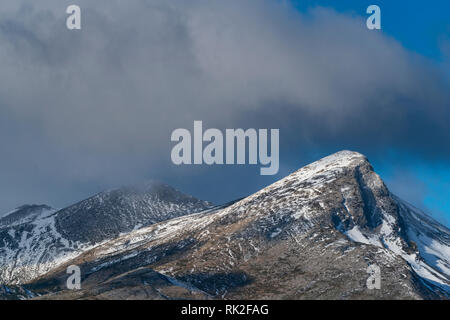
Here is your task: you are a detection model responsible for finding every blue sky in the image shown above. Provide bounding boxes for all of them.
[373,152,450,226]
[290,1,450,226]
[292,0,450,60]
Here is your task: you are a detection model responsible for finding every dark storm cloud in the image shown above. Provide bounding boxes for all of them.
[0,0,449,211]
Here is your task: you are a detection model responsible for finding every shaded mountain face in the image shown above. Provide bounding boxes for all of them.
[0,182,213,285]
[0,205,53,226]
[19,151,449,300]
[55,182,213,244]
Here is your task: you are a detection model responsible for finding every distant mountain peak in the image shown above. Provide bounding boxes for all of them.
[107,180,213,207]
[109,179,170,193]
[0,181,213,285]
[16,204,52,211]
[0,204,54,225]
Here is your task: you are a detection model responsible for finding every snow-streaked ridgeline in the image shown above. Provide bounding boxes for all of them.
[0,182,213,285]
[0,151,449,299]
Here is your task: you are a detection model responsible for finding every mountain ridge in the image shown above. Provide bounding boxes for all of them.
[1,150,449,299]
[0,182,213,286]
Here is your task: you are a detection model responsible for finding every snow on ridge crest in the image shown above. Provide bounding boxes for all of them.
[217,150,370,215]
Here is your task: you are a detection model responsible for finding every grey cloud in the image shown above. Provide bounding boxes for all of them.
[0,0,449,211]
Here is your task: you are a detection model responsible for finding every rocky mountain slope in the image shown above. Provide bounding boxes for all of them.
[0,182,213,286]
[13,151,448,300]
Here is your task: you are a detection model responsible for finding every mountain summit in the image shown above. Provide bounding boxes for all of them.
[55,181,213,244]
[0,182,212,285]
[1,151,449,299]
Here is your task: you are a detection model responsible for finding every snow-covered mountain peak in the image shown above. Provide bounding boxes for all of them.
[0,204,55,227]
[292,150,369,178]
[220,150,378,219]
[0,182,213,285]
[310,150,367,165]
[108,180,214,208]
